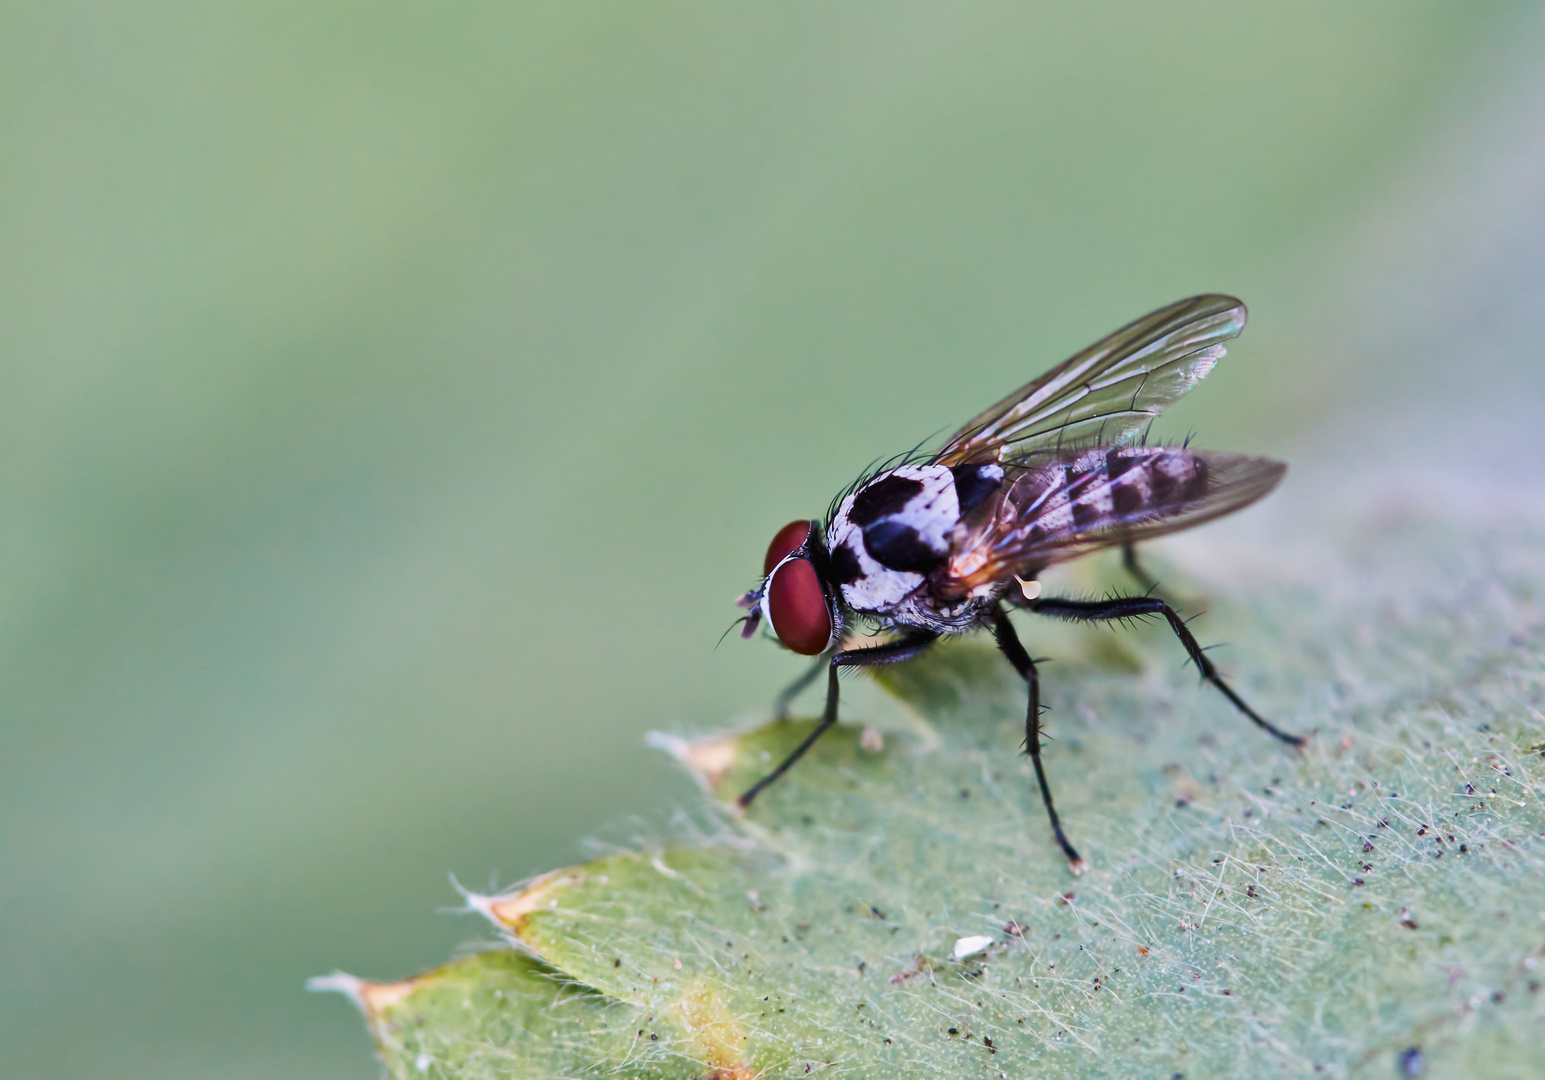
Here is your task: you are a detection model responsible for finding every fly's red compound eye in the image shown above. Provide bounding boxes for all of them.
[764,520,812,575]
[765,557,833,655]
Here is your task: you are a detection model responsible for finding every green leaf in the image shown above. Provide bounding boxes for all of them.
[321,522,1545,1078]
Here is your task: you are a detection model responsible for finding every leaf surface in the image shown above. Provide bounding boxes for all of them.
[329,509,1545,1079]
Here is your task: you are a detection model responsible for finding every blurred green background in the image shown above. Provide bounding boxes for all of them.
[3,3,1543,1077]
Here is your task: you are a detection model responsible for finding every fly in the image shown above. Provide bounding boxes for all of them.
[733,294,1304,873]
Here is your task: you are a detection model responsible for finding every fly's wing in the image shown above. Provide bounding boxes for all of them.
[932,295,1246,467]
[942,448,1284,593]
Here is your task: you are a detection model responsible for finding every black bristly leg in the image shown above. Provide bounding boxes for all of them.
[1030,594,1305,747]
[992,610,1086,874]
[737,630,939,809]
[1121,542,1161,594]
[773,652,829,720]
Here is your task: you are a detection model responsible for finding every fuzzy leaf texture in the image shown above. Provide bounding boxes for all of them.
[318,456,1545,1079]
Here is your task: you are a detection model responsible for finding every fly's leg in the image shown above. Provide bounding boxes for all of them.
[773,652,829,720]
[737,631,939,809]
[1031,594,1304,746]
[1121,542,1161,594]
[992,610,1086,873]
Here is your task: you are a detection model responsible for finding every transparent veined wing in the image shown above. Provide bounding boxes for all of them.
[932,295,1246,467]
[942,447,1284,593]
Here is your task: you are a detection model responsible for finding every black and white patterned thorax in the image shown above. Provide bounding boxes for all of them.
[825,462,1004,624]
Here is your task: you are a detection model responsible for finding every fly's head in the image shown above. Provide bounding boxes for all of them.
[737,519,840,655]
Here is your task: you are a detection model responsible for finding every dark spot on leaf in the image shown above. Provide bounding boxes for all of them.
[1396,1047,1424,1077]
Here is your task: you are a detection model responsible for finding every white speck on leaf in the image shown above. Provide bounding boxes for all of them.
[952,935,994,960]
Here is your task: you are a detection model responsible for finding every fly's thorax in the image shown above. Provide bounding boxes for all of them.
[825,462,1004,616]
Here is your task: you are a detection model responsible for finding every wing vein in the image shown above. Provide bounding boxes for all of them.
[931,296,1245,467]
